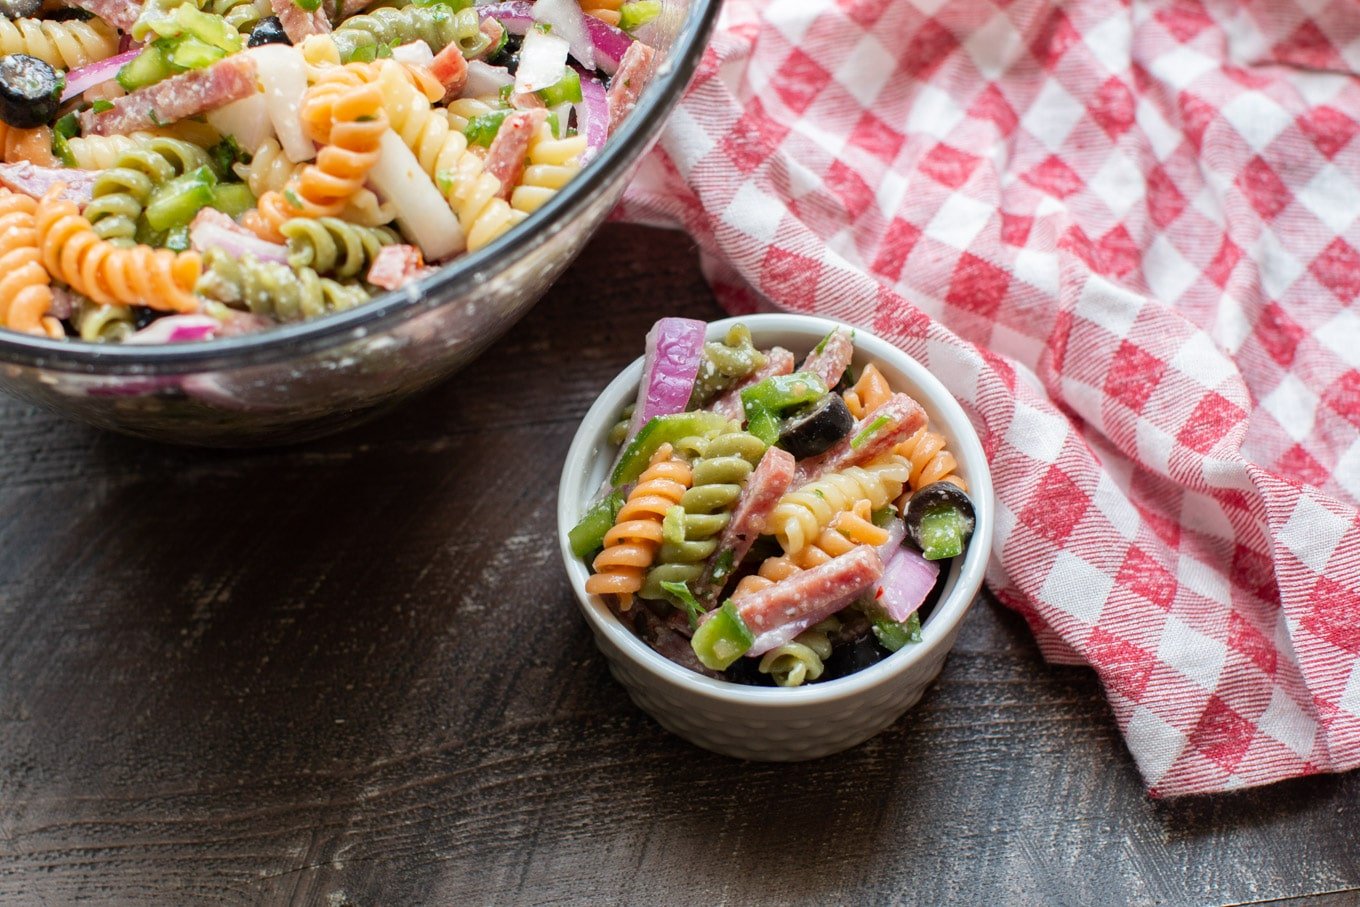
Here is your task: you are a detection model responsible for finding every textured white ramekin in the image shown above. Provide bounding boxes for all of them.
[558,314,993,760]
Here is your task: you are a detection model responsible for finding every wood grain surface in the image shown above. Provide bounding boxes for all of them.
[0,225,1356,906]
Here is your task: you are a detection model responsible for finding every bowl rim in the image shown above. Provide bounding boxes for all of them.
[557,312,995,707]
[0,0,724,376]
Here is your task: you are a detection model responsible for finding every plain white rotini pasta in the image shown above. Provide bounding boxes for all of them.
[372,60,520,252]
[68,125,225,170]
[375,60,461,175]
[0,17,118,68]
[510,120,587,215]
[442,97,498,133]
[769,455,912,554]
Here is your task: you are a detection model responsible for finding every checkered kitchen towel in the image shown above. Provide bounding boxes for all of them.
[619,0,1360,795]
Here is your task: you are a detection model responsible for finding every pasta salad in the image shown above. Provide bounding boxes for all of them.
[571,317,979,688]
[0,0,658,342]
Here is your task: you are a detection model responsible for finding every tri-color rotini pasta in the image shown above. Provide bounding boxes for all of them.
[571,318,979,687]
[0,0,661,341]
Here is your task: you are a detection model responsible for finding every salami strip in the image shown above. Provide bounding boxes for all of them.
[735,545,884,656]
[272,0,331,43]
[794,392,925,486]
[710,346,795,422]
[696,445,796,606]
[367,245,434,291]
[64,0,140,31]
[606,40,655,133]
[80,56,258,137]
[800,326,854,389]
[0,162,96,207]
[485,109,545,201]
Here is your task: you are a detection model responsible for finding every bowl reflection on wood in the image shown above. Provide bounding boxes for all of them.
[0,0,722,447]
[558,314,995,761]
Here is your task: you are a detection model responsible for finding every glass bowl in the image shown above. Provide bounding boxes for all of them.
[0,1,721,447]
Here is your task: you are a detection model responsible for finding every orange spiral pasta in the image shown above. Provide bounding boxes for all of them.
[733,500,885,597]
[897,424,966,491]
[0,190,60,337]
[248,65,389,242]
[34,187,201,313]
[586,444,692,611]
[0,122,55,165]
[844,364,966,493]
[844,362,892,419]
[579,0,622,26]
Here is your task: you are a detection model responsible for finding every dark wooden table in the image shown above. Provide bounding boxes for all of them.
[0,225,1356,906]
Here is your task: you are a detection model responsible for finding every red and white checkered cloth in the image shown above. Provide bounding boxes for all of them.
[619,0,1360,795]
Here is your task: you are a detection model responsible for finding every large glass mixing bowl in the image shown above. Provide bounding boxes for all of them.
[0,0,721,446]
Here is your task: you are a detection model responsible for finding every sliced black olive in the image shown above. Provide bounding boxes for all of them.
[723,656,772,687]
[491,33,523,73]
[43,6,89,19]
[776,392,853,459]
[0,54,62,129]
[823,635,887,680]
[247,16,291,47]
[904,482,976,561]
[0,0,42,18]
[132,307,158,330]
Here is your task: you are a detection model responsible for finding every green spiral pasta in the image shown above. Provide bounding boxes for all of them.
[197,250,370,323]
[85,138,212,245]
[71,298,136,343]
[608,404,635,446]
[642,428,767,598]
[331,4,483,62]
[758,617,840,687]
[280,217,400,279]
[691,323,767,404]
[206,0,268,33]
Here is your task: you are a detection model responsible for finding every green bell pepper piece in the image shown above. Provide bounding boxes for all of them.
[691,599,753,671]
[464,110,511,147]
[164,225,191,252]
[51,113,79,167]
[209,182,256,219]
[145,165,217,232]
[569,491,624,560]
[167,35,227,70]
[872,612,921,652]
[173,4,243,51]
[610,411,729,487]
[619,0,661,32]
[740,371,828,446]
[917,506,970,561]
[537,68,582,106]
[117,44,177,91]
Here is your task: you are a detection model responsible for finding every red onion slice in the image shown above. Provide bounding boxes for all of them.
[584,16,631,75]
[61,48,140,102]
[476,2,534,34]
[624,317,706,441]
[124,315,221,345]
[876,547,940,623]
[478,1,630,73]
[190,211,290,265]
[574,69,608,163]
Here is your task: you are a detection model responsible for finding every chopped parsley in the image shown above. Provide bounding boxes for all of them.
[851,414,890,449]
[660,580,705,630]
[710,548,735,582]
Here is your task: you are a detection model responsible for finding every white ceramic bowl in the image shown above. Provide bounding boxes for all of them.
[558,314,994,760]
